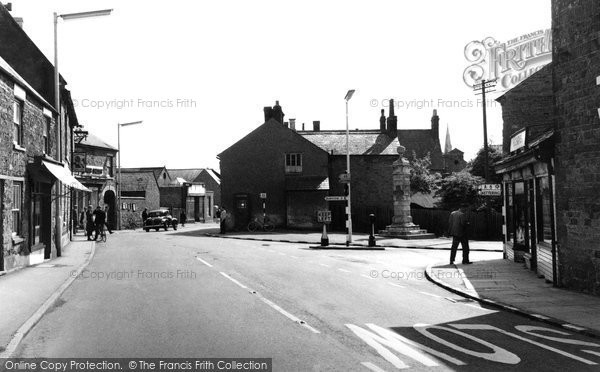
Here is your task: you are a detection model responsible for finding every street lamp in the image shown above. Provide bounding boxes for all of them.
[344,89,355,246]
[53,8,112,247]
[117,120,143,230]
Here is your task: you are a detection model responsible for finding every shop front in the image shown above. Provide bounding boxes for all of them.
[495,129,557,284]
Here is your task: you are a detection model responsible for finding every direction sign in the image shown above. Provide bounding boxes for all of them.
[317,210,332,223]
[477,183,502,196]
[325,196,347,201]
[338,173,351,183]
[259,193,267,199]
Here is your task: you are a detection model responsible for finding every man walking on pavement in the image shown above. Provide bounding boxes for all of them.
[93,206,107,241]
[219,208,227,234]
[85,205,95,241]
[448,202,472,265]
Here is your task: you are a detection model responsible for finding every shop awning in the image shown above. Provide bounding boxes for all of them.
[42,161,91,192]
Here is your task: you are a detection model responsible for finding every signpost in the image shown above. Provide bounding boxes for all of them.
[338,173,351,183]
[478,183,502,196]
[325,196,347,202]
[317,210,331,246]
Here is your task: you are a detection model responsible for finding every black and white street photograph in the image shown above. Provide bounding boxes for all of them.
[1,0,600,371]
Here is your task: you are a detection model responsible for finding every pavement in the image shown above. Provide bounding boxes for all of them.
[425,259,600,339]
[0,235,95,357]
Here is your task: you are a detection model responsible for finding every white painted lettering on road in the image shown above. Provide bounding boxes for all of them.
[451,324,597,365]
[361,361,388,372]
[414,323,520,364]
[196,257,213,267]
[346,323,465,369]
[515,326,600,347]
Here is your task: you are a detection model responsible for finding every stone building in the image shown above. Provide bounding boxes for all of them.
[0,5,87,272]
[73,132,118,229]
[495,0,600,295]
[219,101,451,232]
[118,167,167,227]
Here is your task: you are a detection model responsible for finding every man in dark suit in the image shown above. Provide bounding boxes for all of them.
[93,206,107,241]
[448,203,472,265]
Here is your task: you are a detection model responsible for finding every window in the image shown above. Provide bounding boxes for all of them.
[13,100,23,145]
[44,117,51,154]
[536,177,553,242]
[121,190,146,198]
[285,153,303,173]
[106,156,114,177]
[12,182,22,236]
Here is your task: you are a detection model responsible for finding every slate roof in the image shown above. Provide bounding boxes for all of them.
[120,167,169,183]
[298,130,401,155]
[0,54,54,110]
[168,168,221,185]
[78,132,117,151]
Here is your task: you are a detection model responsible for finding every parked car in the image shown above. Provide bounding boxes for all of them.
[144,209,178,232]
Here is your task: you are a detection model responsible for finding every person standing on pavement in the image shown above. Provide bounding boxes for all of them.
[93,206,107,241]
[104,205,113,234]
[448,203,472,265]
[85,205,95,241]
[142,208,148,224]
[219,208,228,234]
[180,209,187,227]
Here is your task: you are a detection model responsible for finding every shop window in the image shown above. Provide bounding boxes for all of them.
[506,183,513,241]
[513,181,527,250]
[13,100,23,145]
[12,182,22,236]
[285,153,303,173]
[536,177,552,242]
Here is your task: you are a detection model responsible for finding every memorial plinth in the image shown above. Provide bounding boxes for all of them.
[379,145,435,239]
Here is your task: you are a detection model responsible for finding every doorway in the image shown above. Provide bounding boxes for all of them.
[103,190,117,230]
[233,194,250,230]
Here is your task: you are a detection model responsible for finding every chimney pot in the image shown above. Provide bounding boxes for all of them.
[289,118,296,131]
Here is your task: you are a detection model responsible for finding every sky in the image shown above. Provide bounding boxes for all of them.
[10,0,551,170]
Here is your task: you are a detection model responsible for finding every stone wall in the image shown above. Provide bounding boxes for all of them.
[552,0,600,295]
[120,171,160,226]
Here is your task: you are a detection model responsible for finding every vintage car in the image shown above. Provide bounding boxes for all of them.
[144,209,178,232]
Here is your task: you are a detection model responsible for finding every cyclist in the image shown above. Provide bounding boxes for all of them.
[93,206,107,241]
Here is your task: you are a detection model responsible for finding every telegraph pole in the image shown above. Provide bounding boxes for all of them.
[473,79,497,181]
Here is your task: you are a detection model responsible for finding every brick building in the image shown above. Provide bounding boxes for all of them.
[73,132,118,229]
[119,167,168,227]
[495,0,600,295]
[219,101,451,231]
[167,168,220,220]
[0,5,87,272]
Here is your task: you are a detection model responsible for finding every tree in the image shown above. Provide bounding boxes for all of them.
[468,145,503,183]
[409,152,441,194]
[435,171,483,210]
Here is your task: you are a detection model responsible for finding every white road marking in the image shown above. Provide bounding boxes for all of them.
[361,274,375,280]
[463,303,494,312]
[387,283,405,288]
[515,326,600,347]
[219,272,248,289]
[531,314,551,320]
[415,323,520,364]
[563,324,587,331]
[451,324,597,365]
[338,268,351,273]
[418,291,442,299]
[319,263,331,268]
[196,257,213,267]
[583,350,600,357]
[361,362,387,372]
[445,297,457,303]
[219,272,319,334]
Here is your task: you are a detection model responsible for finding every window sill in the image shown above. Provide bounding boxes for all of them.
[13,143,26,152]
[12,235,25,245]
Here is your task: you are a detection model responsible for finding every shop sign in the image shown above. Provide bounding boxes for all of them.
[510,129,527,153]
[478,183,502,196]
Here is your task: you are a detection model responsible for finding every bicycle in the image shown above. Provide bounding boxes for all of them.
[247,216,275,232]
[125,218,137,230]
[96,225,107,243]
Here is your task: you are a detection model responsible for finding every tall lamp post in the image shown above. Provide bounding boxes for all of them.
[54,8,112,248]
[117,121,143,230]
[344,89,355,246]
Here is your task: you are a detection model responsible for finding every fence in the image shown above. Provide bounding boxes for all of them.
[349,206,503,241]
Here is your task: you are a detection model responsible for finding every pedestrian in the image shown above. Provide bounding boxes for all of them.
[180,209,187,227]
[142,208,148,223]
[448,203,471,265]
[219,208,228,234]
[104,205,113,234]
[93,206,107,241]
[215,206,221,219]
[79,209,85,230]
[72,207,78,235]
[85,205,95,241]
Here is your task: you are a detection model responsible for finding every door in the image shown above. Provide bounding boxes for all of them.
[233,194,251,230]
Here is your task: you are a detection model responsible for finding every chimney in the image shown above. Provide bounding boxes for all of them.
[386,99,397,135]
[313,120,320,132]
[289,118,296,131]
[431,109,439,139]
[272,100,285,124]
[379,109,386,131]
[284,121,289,128]
[263,106,273,122]
[302,123,305,131]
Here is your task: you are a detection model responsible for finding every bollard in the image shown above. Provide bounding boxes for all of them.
[368,214,376,247]
[321,223,329,246]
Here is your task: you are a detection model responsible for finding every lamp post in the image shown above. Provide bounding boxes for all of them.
[117,121,143,230]
[53,8,112,248]
[344,89,355,246]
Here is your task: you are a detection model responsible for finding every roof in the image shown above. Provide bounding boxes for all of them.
[298,130,401,155]
[0,54,54,111]
[168,168,221,185]
[78,132,117,151]
[120,167,169,182]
